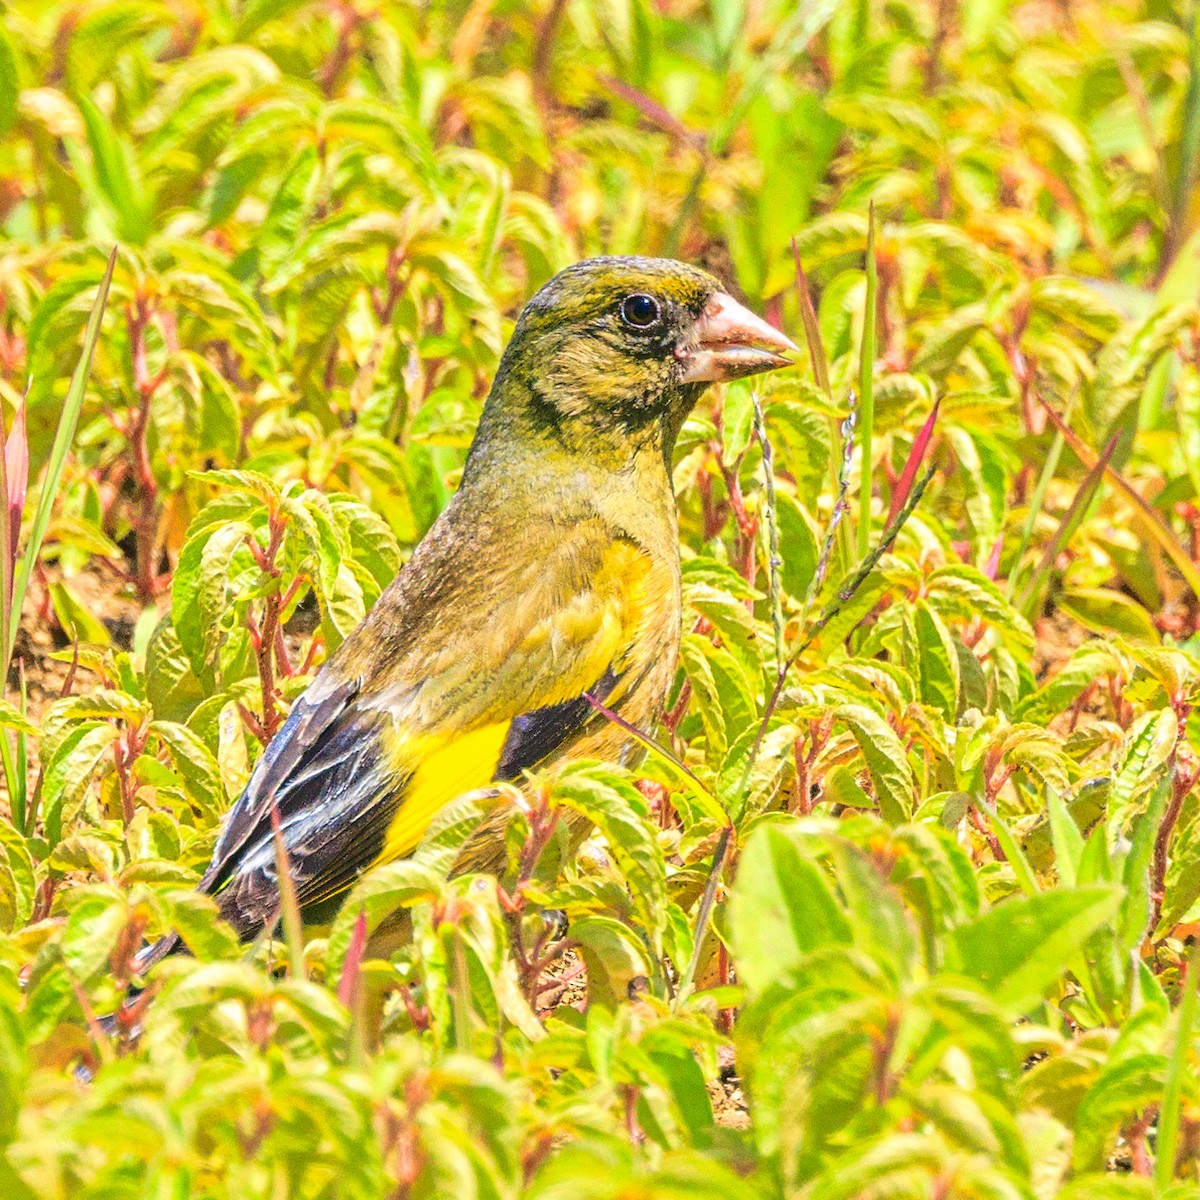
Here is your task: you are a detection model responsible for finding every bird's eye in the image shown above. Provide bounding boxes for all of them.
[619,293,662,329]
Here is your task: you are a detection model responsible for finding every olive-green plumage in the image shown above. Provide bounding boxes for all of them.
[140,257,794,966]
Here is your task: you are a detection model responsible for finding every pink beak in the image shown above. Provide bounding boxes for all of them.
[677,292,798,383]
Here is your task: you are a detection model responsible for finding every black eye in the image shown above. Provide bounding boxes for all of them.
[619,293,662,329]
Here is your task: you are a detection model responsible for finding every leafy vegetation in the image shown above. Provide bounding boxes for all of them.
[1,0,1200,1194]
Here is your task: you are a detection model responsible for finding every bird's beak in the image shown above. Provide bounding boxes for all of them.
[677,292,798,384]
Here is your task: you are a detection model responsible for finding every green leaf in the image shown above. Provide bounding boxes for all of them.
[942,425,1006,558]
[721,382,756,463]
[988,811,1040,897]
[1056,1178,1156,1200]
[1108,708,1176,845]
[685,583,768,699]
[41,721,118,847]
[10,250,115,668]
[835,704,915,823]
[1073,1053,1166,1170]
[569,915,650,1009]
[0,823,35,932]
[255,143,320,274]
[551,763,667,944]
[679,634,752,768]
[61,887,128,982]
[1047,788,1085,888]
[1160,803,1200,934]
[0,26,17,137]
[773,493,818,600]
[75,95,152,244]
[47,580,110,646]
[0,1001,28,1146]
[729,822,852,993]
[198,521,253,672]
[1058,588,1158,643]
[150,720,225,816]
[326,861,445,977]
[0,699,37,737]
[946,885,1124,1015]
[914,600,960,718]
[160,891,241,962]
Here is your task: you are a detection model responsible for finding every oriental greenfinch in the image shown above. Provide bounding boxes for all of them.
[140,256,795,966]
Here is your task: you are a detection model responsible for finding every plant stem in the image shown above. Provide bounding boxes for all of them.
[1013,430,1119,615]
[1165,0,1200,271]
[249,512,288,741]
[127,293,165,602]
[531,0,568,108]
[451,929,472,1050]
[1151,715,1196,935]
[1040,396,1200,601]
[791,238,851,575]
[113,728,140,827]
[753,393,786,675]
[674,825,730,1006]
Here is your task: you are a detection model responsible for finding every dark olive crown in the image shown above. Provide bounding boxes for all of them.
[516,256,721,356]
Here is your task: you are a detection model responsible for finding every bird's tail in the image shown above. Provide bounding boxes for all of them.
[131,931,180,976]
[74,988,147,1083]
[76,933,181,1083]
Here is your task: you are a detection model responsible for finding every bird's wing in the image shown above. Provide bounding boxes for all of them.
[196,673,406,933]
[199,533,667,933]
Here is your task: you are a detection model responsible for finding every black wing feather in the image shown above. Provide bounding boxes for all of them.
[197,675,409,936]
[200,675,361,891]
[494,666,620,780]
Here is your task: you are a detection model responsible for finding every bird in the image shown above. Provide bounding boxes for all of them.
[138,256,795,969]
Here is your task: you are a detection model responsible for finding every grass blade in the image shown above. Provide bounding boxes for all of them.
[583,691,722,817]
[988,812,1040,896]
[752,392,785,675]
[14,662,25,829]
[790,238,831,399]
[4,400,27,549]
[338,908,368,1009]
[0,412,12,689]
[857,202,878,560]
[791,237,852,575]
[270,800,306,980]
[1168,2,1200,267]
[9,247,117,664]
[1014,431,1119,615]
[0,723,22,833]
[888,398,940,523]
[674,826,731,1008]
[0,395,22,681]
[1005,392,1078,601]
[1039,398,1200,601]
[339,907,368,1066]
[1155,938,1199,1188]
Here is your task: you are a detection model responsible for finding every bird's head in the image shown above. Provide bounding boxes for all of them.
[471,257,796,469]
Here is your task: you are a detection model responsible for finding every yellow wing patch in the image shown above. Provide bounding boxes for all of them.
[374,537,664,865]
[380,722,510,862]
